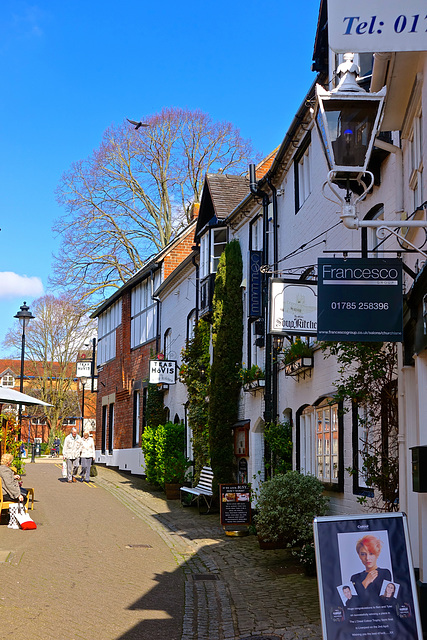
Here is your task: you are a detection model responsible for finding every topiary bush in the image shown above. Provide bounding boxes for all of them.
[209,239,243,487]
[155,421,190,485]
[141,424,159,485]
[255,471,329,545]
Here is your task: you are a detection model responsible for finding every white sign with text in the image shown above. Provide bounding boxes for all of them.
[149,360,177,385]
[328,0,427,53]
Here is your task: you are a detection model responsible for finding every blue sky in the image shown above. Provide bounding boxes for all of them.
[0,0,321,357]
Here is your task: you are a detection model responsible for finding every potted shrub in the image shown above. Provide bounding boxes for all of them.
[156,421,191,499]
[254,471,329,549]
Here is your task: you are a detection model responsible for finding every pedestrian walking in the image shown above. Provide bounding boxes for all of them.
[80,430,95,482]
[62,427,82,483]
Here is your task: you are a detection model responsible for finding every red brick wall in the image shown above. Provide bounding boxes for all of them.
[95,223,197,452]
[95,290,156,452]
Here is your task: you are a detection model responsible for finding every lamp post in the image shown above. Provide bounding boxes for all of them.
[14,302,35,441]
[80,376,88,435]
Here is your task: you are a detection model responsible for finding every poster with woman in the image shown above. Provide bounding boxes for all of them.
[313,513,422,640]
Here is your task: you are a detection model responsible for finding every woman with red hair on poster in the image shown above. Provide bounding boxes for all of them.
[350,534,391,603]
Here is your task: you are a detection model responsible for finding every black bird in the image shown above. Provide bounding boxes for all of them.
[127,118,149,130]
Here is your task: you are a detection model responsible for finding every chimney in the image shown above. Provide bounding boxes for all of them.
[189,202,200,220]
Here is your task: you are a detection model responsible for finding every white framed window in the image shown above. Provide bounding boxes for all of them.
[199,227,227,279]
[131,272,161,349]
[356,404,371,490]
[298,147,312,206]
[187,309,197,341]
[294,134,312,213]
[97,301,122,365]
[133,390,140,446]
[63,418,77,426]
[250,320,264,369]
[251,215,263,251]
[1,373,15,387]
[164,328,172,359]
[409,109,423,210]
[299,408,315,476]
[316,401,339,484]
[200,233,210,280]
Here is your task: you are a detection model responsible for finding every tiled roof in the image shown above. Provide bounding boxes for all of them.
[0,359,76,379]
[255,147,279,180]
[205,174,250,220]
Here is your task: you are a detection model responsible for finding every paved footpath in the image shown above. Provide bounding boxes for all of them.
[0,459,321,640]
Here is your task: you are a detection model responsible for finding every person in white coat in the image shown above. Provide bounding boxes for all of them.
[80,430,95,482]
[62,428,82,483]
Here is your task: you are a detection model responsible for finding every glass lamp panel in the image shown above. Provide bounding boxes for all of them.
[324,100,379,168]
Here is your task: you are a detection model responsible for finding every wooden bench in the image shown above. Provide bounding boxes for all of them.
[180,466,214,513]
[0,477,35,520]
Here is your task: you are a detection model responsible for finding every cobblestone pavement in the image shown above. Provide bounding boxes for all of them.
[0,459,321,640]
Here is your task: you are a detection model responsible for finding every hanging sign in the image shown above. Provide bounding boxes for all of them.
[76,361,92,378]
[149,359,177,385]
[220,484,251,527]
[328,0,427,53]
[249,250,263,318]
[317,258,402,342]
[313,513,423,640]
[269,279,317,336]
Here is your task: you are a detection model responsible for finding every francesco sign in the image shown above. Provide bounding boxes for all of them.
[317,258,403,342]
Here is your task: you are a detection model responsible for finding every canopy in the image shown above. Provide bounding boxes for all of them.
[0,387,53,407]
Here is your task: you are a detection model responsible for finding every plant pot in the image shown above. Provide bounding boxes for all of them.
[165,482,181,500]
[257,535,280,550]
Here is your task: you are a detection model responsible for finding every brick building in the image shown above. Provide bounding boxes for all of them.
[91,217,198,475]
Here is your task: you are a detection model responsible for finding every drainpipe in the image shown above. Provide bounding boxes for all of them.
[249,164,273,423]
[192,253,200,322]
[266,174,279,424]
[150,268,161,354]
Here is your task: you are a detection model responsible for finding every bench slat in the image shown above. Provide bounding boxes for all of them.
[180,466,214,512]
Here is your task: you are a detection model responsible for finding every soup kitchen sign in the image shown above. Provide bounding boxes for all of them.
[269,279,318,336]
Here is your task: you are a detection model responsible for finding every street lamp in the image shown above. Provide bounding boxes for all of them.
[314,55,386,178]
[80,376,88,435]
[315,54,427,244]
[14,301,35,440]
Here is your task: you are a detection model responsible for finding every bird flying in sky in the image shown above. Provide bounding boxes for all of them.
[126,118,149,130]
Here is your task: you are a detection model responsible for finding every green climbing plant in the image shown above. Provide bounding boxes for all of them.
[180,319,210,478]
[209,239,243,487]
[322,341,399,511]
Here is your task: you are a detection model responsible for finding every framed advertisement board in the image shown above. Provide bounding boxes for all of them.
[317,258,403,342]
[149,359,177,384]
[220,484,251,527]
[313,513,423,640]
[269,278,318,336]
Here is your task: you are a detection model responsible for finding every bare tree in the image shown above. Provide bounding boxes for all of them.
[3,294,96,433]
[53,107,259,302]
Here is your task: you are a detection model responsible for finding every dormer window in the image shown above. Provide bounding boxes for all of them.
[199,226,227,317]
[200,227,227,280]
[1,372,15,387]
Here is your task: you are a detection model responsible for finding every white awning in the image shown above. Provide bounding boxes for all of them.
[0,387,53,407]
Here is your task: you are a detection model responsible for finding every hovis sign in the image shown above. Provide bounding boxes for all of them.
[317,258,403,342]
[149,360,177,385]
[328,0,427,53]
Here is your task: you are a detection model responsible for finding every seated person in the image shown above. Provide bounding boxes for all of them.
[0,453,28,502]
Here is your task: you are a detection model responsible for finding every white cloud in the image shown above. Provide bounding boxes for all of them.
[0,272,44,299]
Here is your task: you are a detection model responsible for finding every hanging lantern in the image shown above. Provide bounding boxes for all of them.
[314,54,386,177]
